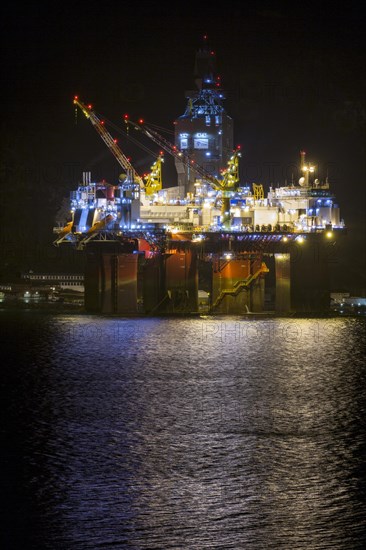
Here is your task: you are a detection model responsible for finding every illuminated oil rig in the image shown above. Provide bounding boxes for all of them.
[54,37,346,315]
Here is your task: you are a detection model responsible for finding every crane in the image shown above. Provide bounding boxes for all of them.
[126,117,241,228]
[144,153,163,195]
[73,97,144,189]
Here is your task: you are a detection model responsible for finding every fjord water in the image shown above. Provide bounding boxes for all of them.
[1,311,366,549]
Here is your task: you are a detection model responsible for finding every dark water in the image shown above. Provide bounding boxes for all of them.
[1,311,366,549]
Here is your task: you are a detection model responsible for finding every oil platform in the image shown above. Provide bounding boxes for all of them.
[54,37,346,315]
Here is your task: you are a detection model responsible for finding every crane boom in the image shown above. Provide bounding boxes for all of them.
[74,97,144,188]
[127,118,241,227]
[127,118,241,192]
[128,119,221,188]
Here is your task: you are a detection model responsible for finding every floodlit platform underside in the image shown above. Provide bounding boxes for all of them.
[83,231,340,315]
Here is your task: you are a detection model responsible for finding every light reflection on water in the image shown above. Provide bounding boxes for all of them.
[1,313,366,548]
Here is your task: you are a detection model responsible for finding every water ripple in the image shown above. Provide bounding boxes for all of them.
[1,313,366,548]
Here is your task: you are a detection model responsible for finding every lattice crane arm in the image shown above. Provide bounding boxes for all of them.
[126,117,230,191]
[73,97,144,188]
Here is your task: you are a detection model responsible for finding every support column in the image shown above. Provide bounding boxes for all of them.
[101,253,113,313]
[116,253,139,314]
[250,276,265,312]
[164,249,198,313]
[275,253,291,313]
[84,248,102,313]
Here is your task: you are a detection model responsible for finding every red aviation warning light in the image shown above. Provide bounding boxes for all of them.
[73,96,145,188]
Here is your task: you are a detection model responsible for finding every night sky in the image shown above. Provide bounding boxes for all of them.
[1,2,365,292]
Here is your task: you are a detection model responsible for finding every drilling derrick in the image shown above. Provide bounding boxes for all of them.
[174,35,234,196]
